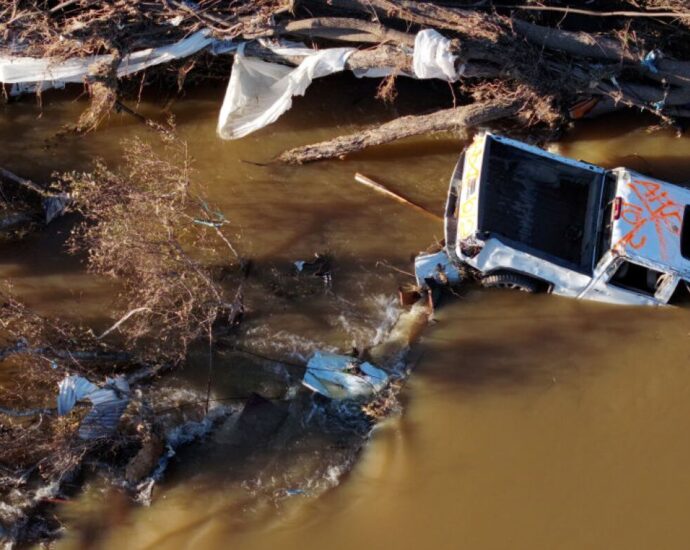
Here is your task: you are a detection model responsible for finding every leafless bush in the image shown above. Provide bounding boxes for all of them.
[63,135,237,363]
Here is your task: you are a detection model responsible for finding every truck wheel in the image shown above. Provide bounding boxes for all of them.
[481,272,541,293]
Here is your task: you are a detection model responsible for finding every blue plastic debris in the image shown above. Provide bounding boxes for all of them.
[302,352,389,400]
[57,375,130,439]
[642,50,662,74]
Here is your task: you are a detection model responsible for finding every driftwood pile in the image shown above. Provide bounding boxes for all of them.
[4,1,690,160]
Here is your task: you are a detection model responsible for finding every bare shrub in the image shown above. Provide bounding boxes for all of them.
[63,136,236,364]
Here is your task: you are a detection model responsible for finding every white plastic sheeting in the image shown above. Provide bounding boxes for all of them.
[56,375,98,415]
[217,29,463,139]
[57,375,130,439]
[217,42,355,139]
[0,30,215,95]
[1,25,464,138]
[412,29,463,81]
[302,351,389,400]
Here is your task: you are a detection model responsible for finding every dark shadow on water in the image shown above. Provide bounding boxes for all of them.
[0,215,87,277]
[410,292,680,393]
[560,110,663,143]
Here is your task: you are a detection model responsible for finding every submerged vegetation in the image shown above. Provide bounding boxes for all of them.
[0,136,241,544]
[64,135,236,363]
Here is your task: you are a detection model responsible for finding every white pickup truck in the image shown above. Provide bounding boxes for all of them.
[415,132,690,306]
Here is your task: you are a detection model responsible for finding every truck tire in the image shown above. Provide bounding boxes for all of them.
[481,272,541,293]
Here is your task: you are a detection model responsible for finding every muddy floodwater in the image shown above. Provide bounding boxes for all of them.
[3,76,690,549]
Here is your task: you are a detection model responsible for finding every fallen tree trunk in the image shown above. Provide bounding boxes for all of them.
[4,1,690,156]
[245,41,415,73]
[269,17,415,46]
[511,19,635,63]
[310,0,503,41]
[278,99,523,164]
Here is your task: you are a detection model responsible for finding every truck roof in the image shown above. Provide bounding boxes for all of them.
[610,169,690,275]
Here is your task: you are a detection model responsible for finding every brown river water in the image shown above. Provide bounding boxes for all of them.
[3,76,690,549]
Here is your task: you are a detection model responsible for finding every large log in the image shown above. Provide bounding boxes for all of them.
[512,19,634,63]
[244,41,414,73]
[512,19,690,88]
[278,99,522,164]
[308,0,503,40]
[269,17,415,46]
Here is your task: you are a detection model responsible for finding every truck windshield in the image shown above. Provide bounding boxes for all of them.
[477,138,604,274]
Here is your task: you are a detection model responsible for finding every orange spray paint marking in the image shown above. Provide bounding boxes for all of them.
[614,179,682,260]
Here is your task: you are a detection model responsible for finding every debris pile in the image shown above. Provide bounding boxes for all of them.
[2,1,690,158]
[0,133,242,545]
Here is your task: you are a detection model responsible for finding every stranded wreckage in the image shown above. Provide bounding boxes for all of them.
[416,133,690,307]
[315,132,690,400]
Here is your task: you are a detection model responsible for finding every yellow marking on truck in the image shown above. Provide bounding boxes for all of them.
[458,138,483,239]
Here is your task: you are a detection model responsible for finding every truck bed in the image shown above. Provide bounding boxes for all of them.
[477,137,603,273]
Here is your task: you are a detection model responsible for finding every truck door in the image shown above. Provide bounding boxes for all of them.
[578,253,673,305]
[604,258,673,304]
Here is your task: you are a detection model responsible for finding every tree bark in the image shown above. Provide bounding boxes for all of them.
[278,100,522,164]
[310,0,503,40]
[271,17,415,46]
[511,19,634,63]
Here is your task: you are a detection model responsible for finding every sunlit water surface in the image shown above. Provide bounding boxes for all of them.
[2,77,690,549]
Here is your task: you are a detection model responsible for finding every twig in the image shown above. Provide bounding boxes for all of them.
[507,5,690,18]
[0,406,53,417]
[97,307,151,340]
[0,167,49,198]
[115,100,148,124]
[48,0,91,14]
[211,225,239,259]
[354,173,443,222]
[375,260,415,277]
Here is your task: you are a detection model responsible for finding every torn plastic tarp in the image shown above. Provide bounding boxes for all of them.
[1,30,218,96]
[217,42,357,139]
[43,193,70,224]
[217,28,462,139]
[57,375,130,440]
[412,29,464,81]
[302,351,389,400]
[2,25,463,138]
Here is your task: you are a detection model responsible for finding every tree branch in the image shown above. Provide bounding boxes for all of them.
[278,99,523,164]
